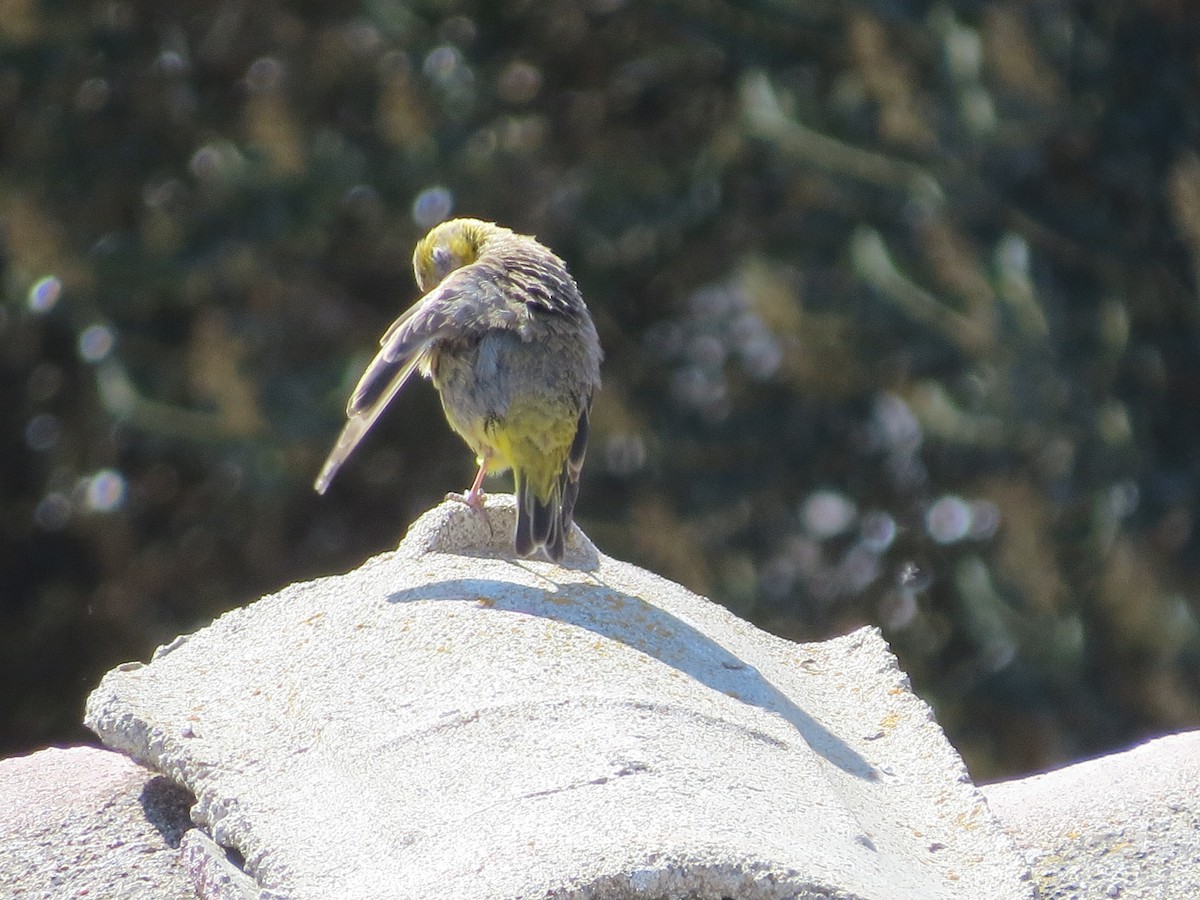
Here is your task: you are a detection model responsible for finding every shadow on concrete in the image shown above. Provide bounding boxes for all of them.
[387,576,877,780]
[138,775,195,849]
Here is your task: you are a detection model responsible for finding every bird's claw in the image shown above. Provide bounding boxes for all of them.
[446,488,486,513]
[446,488,493,535]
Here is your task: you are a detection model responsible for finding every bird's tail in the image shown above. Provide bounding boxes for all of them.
[514,470,566,562]
[513,404,590,562]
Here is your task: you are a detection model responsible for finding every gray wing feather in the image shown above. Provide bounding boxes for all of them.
[313,350,426,494]
[313,276,470,494]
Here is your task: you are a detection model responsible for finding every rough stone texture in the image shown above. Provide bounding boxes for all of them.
[181,828,263,900]
[85,496,1032,900]
[982,730,1200,900]
[0,745,195,899]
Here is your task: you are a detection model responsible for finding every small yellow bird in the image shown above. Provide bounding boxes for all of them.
[315,218,602,561]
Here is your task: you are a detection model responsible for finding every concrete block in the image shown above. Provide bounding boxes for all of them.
[0,746,195,899]
[86,496,1031,899]
[983,730,1200,900]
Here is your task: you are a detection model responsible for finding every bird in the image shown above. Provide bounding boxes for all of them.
[314,218,602,562]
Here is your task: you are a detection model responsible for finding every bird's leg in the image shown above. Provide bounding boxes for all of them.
[463,457,488,510]
[447,456,489,515]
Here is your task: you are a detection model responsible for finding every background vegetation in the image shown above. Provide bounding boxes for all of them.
[3,0,1200,780]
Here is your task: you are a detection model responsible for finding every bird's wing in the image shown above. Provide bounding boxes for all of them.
[313,270,493,494]
[503,254,583,325]
[313,353,423,494]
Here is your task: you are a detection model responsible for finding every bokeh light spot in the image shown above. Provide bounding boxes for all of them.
[739,333,783,380]
[926,494,972,544]
[802,490,857,539]
[78,324,116,363]
[423,45,462,82]
[498,61,542,105]
[841,544,880,592]
[26,362,63,403]
[85,469,126,513]
[860,510,897,552]
[873,392,922,455]
[28,276,62,313]
[669,365,724,411]
[189,142,244,184]
[1108,480,1140,520]
[412,186,454,228]
[996,231,1030,276]
[34,493,72,531]
[968,500,1001,540]
[245,56,284,93]
[343,19,382,56]
[24,414,60,451]
[154,50,188,75]
[603,433,646,476]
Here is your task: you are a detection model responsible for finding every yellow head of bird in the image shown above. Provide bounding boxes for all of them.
[412,218,499,291]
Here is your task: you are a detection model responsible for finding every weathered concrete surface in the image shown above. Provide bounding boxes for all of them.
[0,745,195,899]
[983,730,1200,900]
[86,495,1032,899]
[181,828,262,900]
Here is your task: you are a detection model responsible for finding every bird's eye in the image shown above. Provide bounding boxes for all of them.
[432,246,453,274]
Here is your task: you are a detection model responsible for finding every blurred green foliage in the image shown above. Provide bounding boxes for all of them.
[3,0,1200,779]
